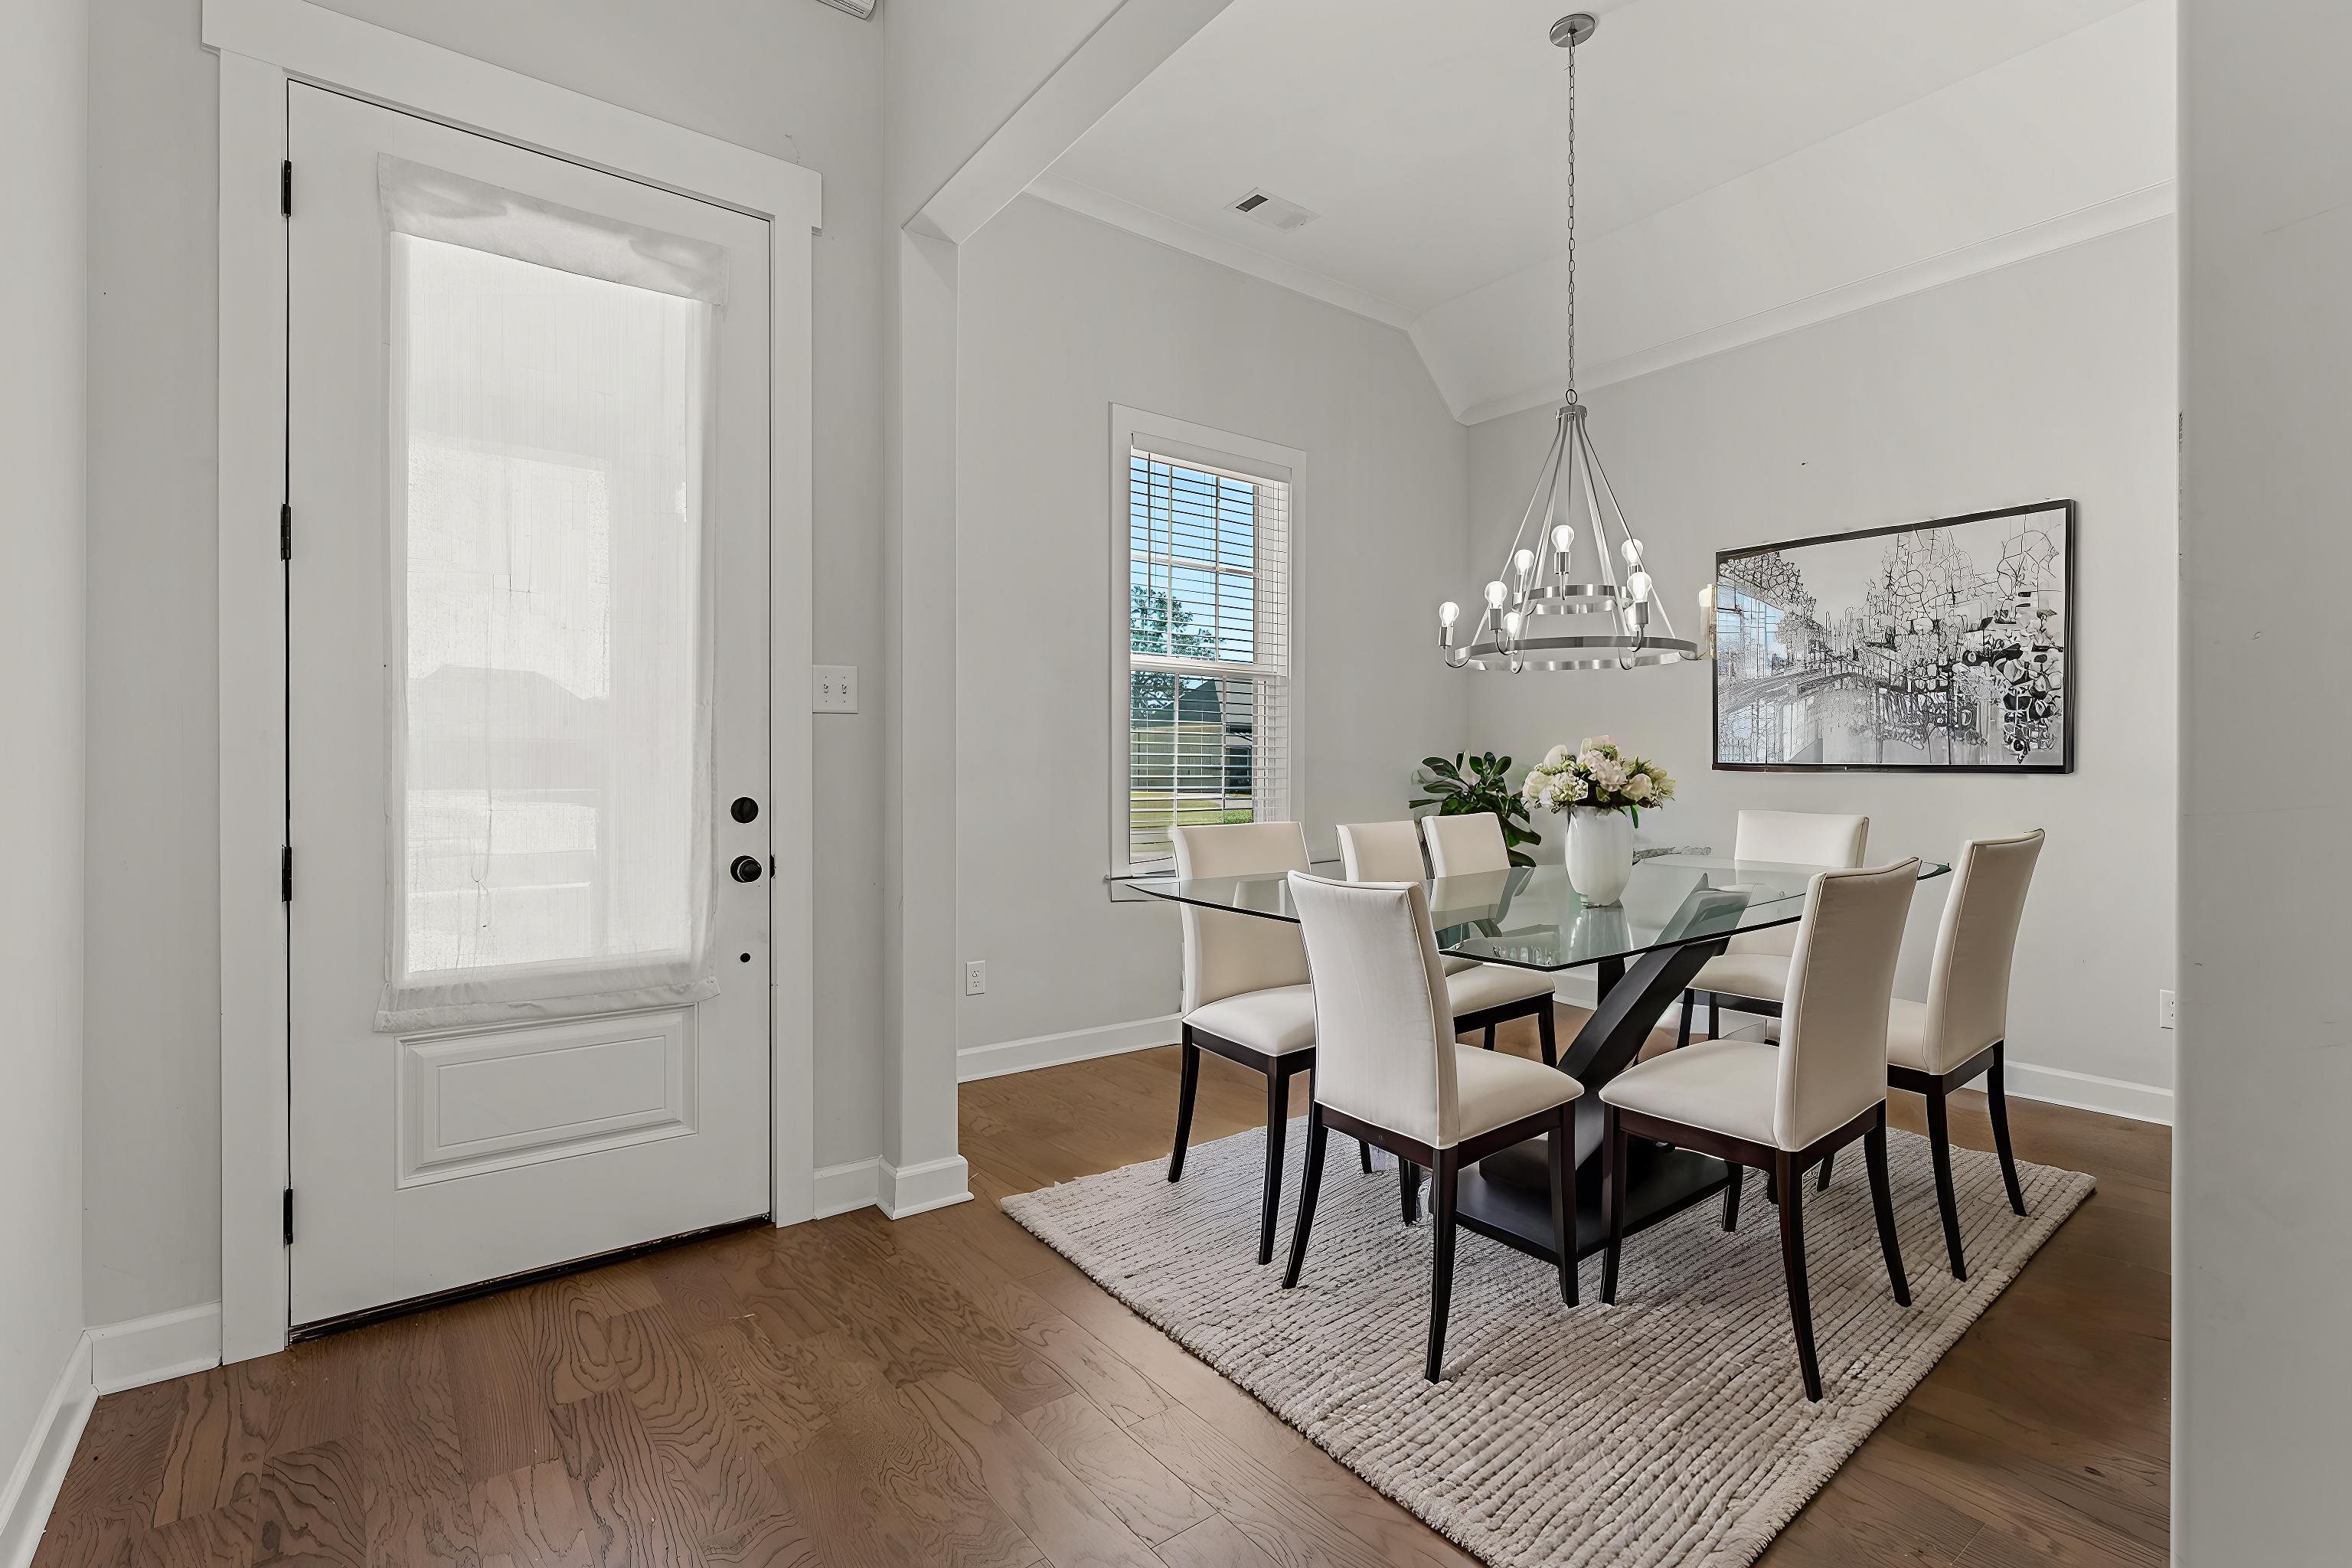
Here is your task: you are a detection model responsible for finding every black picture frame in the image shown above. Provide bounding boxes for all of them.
[1710,499,2076,775]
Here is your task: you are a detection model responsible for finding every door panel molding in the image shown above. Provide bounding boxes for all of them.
[397,1010,701,1187]
[208,0,816,1364]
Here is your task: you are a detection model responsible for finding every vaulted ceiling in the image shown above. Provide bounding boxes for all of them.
[1033,0,2173,422]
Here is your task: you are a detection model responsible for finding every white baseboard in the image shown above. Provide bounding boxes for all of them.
[812,1154,975,1220]
[86,1304,223,1396]
[958,1014,1180,1082]
[881,1155,972,1218]
[2001,1060,2172,1126]
[0,1334,95,1568]
[811,1158,881,1218]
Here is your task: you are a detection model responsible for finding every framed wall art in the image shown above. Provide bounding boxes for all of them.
[1712,500,2074,773]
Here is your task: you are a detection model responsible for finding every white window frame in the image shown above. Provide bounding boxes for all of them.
[1109,406,1304,875]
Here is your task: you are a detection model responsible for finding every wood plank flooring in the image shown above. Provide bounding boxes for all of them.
[33,1011,2169,1566]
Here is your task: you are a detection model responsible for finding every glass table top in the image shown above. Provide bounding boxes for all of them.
[1112,854,1950,972]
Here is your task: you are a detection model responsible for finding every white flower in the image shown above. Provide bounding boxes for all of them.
[1544,743,1572,766]
[1592,756,1628,793]
[1577,749,1607,773]
[1625,773,1653,801]
[1567,775,1591,802]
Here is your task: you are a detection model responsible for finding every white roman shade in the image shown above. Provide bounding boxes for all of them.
[376,157,725,1031]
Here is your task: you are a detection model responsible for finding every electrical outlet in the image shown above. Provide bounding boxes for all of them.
[2158,988,2177,1031]
[964,960,987,996]
[813,665,858,714]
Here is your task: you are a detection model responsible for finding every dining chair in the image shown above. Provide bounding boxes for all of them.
[1341,821,1558,1067]
[1166,821,1320,1266]
[1419,809,1512,877]
[1850,829,2046,1280]
[1601,859,1919,1401]
[1282,871,1585,1382]
[1678,810,1870,1049]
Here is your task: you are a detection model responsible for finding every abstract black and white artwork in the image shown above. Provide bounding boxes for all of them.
[1713,500,2073,773]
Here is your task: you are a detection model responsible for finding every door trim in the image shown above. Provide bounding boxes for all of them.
[207,0,819,1364]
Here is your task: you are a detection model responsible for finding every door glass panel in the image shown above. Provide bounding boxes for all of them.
[384,232,716,1026]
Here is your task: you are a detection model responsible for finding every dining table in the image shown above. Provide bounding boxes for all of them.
[1114,851,1952,1268]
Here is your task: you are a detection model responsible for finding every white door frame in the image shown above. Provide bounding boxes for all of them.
[205,0,818,1364]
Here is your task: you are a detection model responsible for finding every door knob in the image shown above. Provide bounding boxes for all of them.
[730,855,764,884]
[730,796,760,823]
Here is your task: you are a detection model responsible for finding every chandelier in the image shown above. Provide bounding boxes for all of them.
[1439,13,1702,674]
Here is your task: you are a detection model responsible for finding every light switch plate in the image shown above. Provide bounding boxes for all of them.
[813,665,858,714]
[964,960,987,996]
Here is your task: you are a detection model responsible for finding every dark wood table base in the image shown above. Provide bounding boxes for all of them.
[1465,935,1735,1263]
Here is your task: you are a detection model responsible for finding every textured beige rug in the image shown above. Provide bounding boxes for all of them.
[1004,1121,2094,1568]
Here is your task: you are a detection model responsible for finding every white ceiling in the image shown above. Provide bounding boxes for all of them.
[1037,0,2171,419]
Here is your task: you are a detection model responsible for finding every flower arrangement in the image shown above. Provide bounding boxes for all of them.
[1521,737,1677,826]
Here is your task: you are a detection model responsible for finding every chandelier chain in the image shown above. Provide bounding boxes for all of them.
[1564,32,1576,402]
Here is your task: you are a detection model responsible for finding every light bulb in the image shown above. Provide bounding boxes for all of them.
[1628,570,1653,603]
[1514,547,1535,577]
[1697,583,1715,610]
[1439,600,1460,628]
[1550,524,1573,554]
[1621,537,1644,566]
[1502,609,1525,638]
[1483,580,1508,609]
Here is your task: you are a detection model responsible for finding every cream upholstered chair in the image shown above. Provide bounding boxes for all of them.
[1679,811,1870,1047]
[1419,810,1512,877]
[1601,859,1918,1401]
[1877,829,2046,1279]
[1282,871,1585,1381]
[1341,821,1560,1067]
[1166,822,1321,1266]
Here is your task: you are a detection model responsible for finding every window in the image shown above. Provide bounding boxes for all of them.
[1111,409,1298,872]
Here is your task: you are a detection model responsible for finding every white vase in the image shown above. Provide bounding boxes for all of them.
[1565,806,1635,906]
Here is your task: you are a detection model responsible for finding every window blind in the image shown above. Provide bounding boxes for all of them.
[1122,448,1291,870]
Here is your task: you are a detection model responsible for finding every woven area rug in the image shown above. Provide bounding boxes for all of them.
[1004,1121,2094,1568]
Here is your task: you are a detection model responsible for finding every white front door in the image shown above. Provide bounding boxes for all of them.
[286,85,773,1327]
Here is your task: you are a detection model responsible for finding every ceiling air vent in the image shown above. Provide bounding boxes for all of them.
[815,0,876,18]
[1230,188,1318,233]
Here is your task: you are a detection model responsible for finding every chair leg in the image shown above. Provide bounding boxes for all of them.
[1167,1034,1200,1183]
[1926,1083,1968,1281]
[1425,1151,1459,1382]
[1776,1152,1823,1402]
[1482,1023,1497,1052]
[1677,989,1694,1050]
[1258,1067,1290,1266]
[1707,993,1720,1040]
[1816,1151,1834,1192]
[1359,1137,1374,1175]
[1721,1163,1743,1230]
[1537,1004,1558,1069]
[1864,1107,1911,1307]
[1282,1105,1328,1289]
[1601,1107,1626,1305]
[1399,1159,1420,1224]
[1548,1107,1577,1305]
[1988,1043,2028,1217]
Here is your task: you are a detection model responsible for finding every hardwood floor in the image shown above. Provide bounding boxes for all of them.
[33,1011,2169,1566]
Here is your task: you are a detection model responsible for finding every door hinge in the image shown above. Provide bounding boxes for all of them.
[279,502,292,561]
[280,160,293,217]
[281,845,294,903]
[283,1187,294,1246]
[769,854,777,878]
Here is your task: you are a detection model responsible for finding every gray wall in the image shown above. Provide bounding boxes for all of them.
[2,0,87,1492]
[2177,0,2352,1552]
[80,0,889,1326]
[1466,221,2178,1109]
[954,194,1472,1050]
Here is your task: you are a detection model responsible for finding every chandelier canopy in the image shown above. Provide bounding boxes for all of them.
[1438,14,1703,675]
